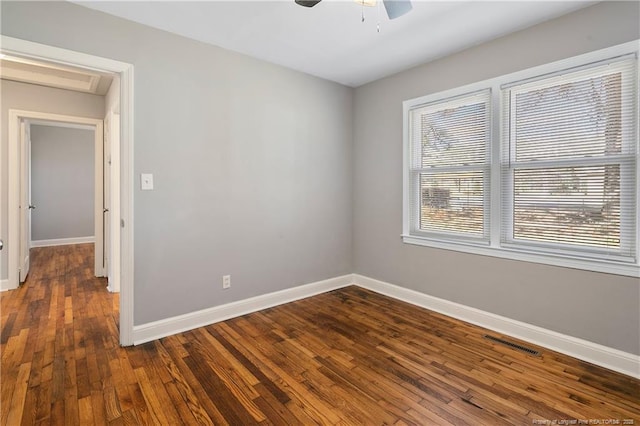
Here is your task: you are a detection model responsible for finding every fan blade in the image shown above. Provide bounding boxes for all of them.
[295,0,322,7]
[383,0,412,19]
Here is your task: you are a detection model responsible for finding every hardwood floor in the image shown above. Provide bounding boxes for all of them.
[2,244,639,425]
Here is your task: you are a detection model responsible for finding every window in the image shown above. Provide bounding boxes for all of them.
[502,58,637,262]
[407,90,491,244]
[403,42,639,276]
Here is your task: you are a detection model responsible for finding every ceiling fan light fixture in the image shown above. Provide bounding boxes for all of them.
[295,0,413,22]
[295,0,322,7]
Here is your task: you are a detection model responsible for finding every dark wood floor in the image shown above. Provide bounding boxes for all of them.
[2,244,639,425]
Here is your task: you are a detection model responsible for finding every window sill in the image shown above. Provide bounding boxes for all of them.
[401,234,640,278]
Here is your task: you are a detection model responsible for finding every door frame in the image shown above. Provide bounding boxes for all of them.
[104,109,121,293]
[1,35,135,346]
[18,120,30,283]
[10,112,105,282]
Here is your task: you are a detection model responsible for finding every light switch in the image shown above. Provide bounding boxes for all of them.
[140,173,154,190]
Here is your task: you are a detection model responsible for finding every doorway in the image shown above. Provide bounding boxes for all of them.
[10,113,105,284]
[0,35,134,346]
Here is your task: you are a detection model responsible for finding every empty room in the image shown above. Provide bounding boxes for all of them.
[1,0,638,424]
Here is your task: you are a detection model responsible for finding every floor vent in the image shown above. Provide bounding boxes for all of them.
[483,335,541,356]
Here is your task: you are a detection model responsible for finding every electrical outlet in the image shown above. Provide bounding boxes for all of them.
[222,275,231,289]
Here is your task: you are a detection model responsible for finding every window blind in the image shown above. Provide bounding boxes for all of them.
[409,90,491,241]
[501,57,637,260]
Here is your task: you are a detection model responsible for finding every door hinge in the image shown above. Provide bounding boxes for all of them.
[121,219,125,228]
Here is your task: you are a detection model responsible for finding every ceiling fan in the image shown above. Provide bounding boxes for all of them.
[295,0,413,20]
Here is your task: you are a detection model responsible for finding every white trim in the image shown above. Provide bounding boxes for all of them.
[31,236,95,248]
[402,40,640,278]
[104,109,120,294]
[354,274,640,379]
[1,36,135,346]
[8,113,19,289]
[28,119,94,132]
[94,121,104,277]
[119,65,134,345]
[8,110,105,289]
[131,272,639,378]
[402,235,640,277]
[132,275,353,345]
[0,54,102,94]
[0,279,10,292]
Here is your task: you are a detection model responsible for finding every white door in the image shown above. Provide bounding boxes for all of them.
[108,113,120,292]
[93,123,105,278]
[103,113,111,282]
[19,121,32,283]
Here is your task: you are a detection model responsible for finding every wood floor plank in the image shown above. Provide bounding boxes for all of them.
[182,349,260,425]
[5,361,31,426]
[2,244,639,425]
[132,367,174,425]
[20,381,38,426]
[161,338,230,425]
[78,395,94,426]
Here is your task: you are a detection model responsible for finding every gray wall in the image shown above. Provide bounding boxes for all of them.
[0,79,105,278]
[30,125,95,241]
[353,1,640,354]
[2,1,638,355]
[0,1,353,325]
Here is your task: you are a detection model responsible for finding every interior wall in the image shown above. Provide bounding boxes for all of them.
[0,1,354,325]
[352,1,640,355]
[2,1,637,355]
[0,79,105,279]
[30,125,95,242]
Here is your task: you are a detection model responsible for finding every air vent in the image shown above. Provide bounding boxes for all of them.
[483,335,541,356]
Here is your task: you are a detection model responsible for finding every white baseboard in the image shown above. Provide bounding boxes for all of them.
[0,279,12,292]
[130,271,639,378]
[132,274,353,345]
[354,274,640,379]
[31,236,95,248]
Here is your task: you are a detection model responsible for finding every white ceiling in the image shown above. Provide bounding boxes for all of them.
[74,0,596,87]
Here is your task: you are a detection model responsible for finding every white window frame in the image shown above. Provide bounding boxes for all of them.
[407,89,492,244]
[402,40,640,277]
